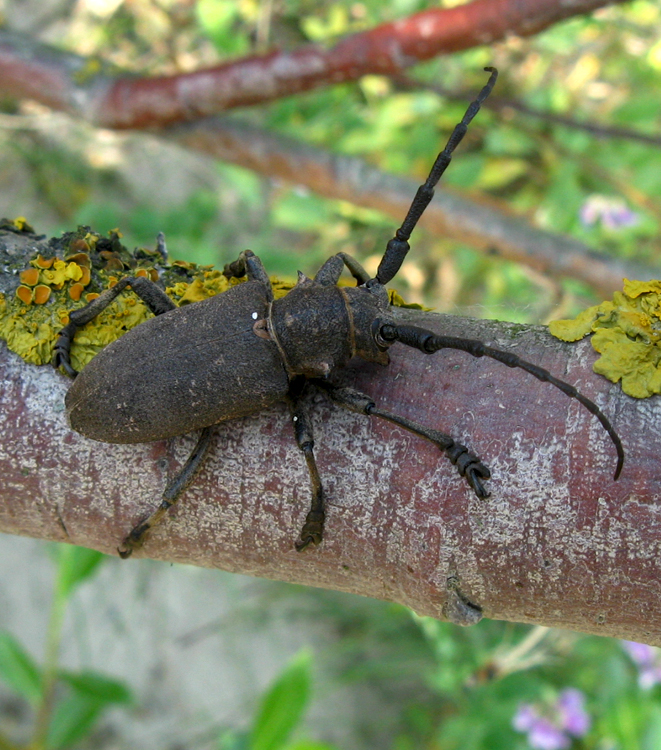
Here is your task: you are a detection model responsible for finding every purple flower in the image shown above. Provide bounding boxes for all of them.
[622,640,661,689]
[513,689,590,749]
[528,718,571,750]
[580,195,639,230]
[557,688,591,736]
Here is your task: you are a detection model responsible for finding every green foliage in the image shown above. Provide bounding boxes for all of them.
[249,650,312,750]
[0,545,132,750]
[45,673,131,750]
[0,631,42,705]
[216,650,332,750]
[53,545,105,600]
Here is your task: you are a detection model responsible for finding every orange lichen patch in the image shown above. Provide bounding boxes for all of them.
[41,260,67,289]
[136,268,150,278]
[108,277,118,288]
[33,285,51,304]
[69,283,85,301]
[34,254,54,269]
[16,285,33,304]
[68,239,90,255]
[80,266,91,285]
[19,268,40,286]
[100,252,125,271]
[65,251,91,267]
[85,293,100,302]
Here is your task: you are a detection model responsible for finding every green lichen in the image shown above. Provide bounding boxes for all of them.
[0,222,423,374]
[549,279,661,398]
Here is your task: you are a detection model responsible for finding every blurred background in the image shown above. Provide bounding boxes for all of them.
[0,0,660,748]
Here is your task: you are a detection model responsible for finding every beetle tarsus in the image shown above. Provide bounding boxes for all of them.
[295,510,325,552]
[117,523,149,559]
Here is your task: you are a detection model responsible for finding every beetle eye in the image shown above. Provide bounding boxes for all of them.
[372,320,395,349]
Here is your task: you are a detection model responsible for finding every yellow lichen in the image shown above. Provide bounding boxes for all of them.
[11,217,34,233]
[1,226,426,372]
[549,278,661,398]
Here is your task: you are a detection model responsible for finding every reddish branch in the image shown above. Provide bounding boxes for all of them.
[0,0,621,129]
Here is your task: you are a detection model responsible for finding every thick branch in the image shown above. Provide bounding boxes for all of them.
[166,117,658,296]
[1,308,659,643]
[0,0,622,128]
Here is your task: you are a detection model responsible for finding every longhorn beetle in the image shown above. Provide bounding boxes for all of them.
[53,67,623,557]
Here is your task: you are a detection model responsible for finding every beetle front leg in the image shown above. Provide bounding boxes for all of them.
[118,425,215,558]
[288,379,325,551]
[223,249,274,301]
[53,275,177,377]
[315,381,491,499]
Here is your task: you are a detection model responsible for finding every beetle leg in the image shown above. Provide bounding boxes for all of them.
[118,425,215,559]
[379,322,624,481]
[52,276,176,376]
[315,381,491,499]
[314,252,370,286]
[288,379,325,551]
[223,249,274,301]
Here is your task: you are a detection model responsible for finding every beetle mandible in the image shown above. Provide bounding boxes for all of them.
[52,67,624,558]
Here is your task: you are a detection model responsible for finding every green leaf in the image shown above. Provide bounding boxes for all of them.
[59,670,132,704]
[46,692,104,750]
[55,545,106,600]
[218,730,250,750]
[195,0,249,56]
[0,630,41,704]
[250,650,312,750]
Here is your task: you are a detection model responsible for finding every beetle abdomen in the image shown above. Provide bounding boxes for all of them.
[66,281,289,444]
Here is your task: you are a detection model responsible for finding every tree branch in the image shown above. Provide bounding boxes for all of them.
[394,73,661,150]
[166,117,658,296]
[0,291,658,643]
[0,0,622,128]
[1,9,656,296]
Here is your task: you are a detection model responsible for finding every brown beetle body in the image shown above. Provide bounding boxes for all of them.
[66,280,290,443]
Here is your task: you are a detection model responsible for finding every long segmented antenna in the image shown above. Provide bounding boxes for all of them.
[381,324,624,481]
[373,67,498,286]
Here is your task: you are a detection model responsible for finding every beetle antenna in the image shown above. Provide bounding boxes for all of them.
[381,323,624,480]
[371,67,498,287]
